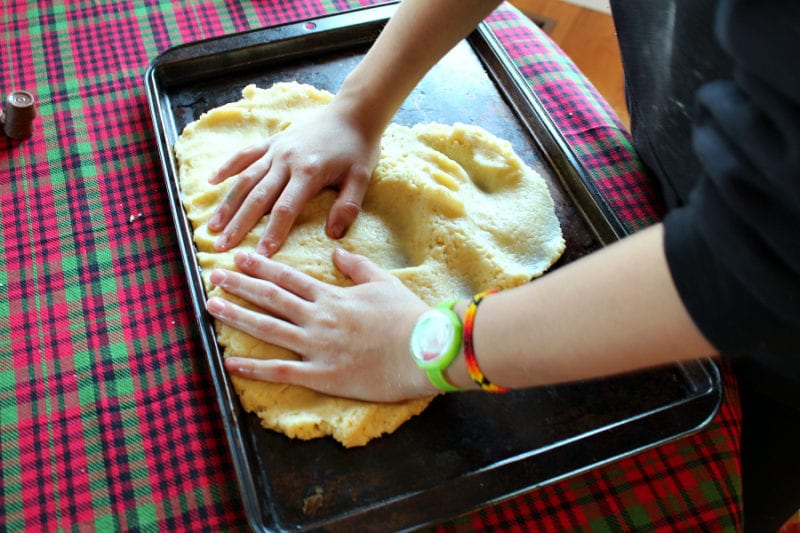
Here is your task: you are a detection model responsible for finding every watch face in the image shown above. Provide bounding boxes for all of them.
[410,309,456,368]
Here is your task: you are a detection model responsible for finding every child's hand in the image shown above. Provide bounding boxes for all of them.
[205,248,437,402]
[207,105,381,256]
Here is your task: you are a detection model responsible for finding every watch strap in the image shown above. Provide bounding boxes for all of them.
[426,368,463,392]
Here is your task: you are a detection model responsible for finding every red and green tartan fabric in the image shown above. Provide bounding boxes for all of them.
[0,1,741,530]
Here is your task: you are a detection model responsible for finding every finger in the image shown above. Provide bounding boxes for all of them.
[326,173,368,239]
[233,251,320,302]
[209,267,309,321]
[208,154,273,234]
[257,177,321,256]
[224,356,333,393]
[332,248,391,285]
[210,141,270,184]
[206,296,306,352]
[213,159,287,251]
[215,172,286,252]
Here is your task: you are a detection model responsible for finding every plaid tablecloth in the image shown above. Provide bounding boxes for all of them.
[1,1,742,531]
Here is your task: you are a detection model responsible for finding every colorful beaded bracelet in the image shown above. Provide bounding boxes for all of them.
[463,288,510,393]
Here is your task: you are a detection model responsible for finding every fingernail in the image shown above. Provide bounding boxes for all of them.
[257,240,275,256]
[214,234,229,251]
[206,297,224,314]
[235,251,254,267]
[208,213,221,230]
[226,357,250,375]
[330,224,343,239]
[210,269,226,285]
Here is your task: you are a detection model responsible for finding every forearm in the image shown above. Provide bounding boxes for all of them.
[444,224,718,390]
[333,0,503,138]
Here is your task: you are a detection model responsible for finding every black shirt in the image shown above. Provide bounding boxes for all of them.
[611,0,800,405]
[609,1,800,527]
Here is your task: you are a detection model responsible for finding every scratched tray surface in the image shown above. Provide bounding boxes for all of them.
[146,5,721,532]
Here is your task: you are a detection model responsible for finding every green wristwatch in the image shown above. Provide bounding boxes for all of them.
[409,300,465,392]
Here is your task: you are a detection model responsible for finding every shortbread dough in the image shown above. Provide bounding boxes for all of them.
[175,82,565,447]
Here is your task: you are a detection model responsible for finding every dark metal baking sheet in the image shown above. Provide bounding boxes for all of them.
[145,4,721,531]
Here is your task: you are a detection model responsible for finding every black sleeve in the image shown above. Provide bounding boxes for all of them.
[663,0,800,375]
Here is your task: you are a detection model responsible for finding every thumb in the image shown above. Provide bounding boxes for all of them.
[333,248,390,285]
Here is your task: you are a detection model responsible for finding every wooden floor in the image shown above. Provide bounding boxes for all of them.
[508,0,629,127]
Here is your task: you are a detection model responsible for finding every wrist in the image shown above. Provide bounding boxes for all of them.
[406,298,479,393]
[333,78,395,140]
[408,291,510,394]
[441,299,480,391]
[445,291,511,392]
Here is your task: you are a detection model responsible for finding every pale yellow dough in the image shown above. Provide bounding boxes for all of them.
[174,82,565,447]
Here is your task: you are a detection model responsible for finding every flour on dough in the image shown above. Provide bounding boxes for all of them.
[175,82,565,447]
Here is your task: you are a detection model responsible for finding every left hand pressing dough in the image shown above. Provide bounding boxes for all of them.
[175,82,564,447]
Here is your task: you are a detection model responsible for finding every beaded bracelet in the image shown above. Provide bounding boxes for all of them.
[462,288,510,393]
